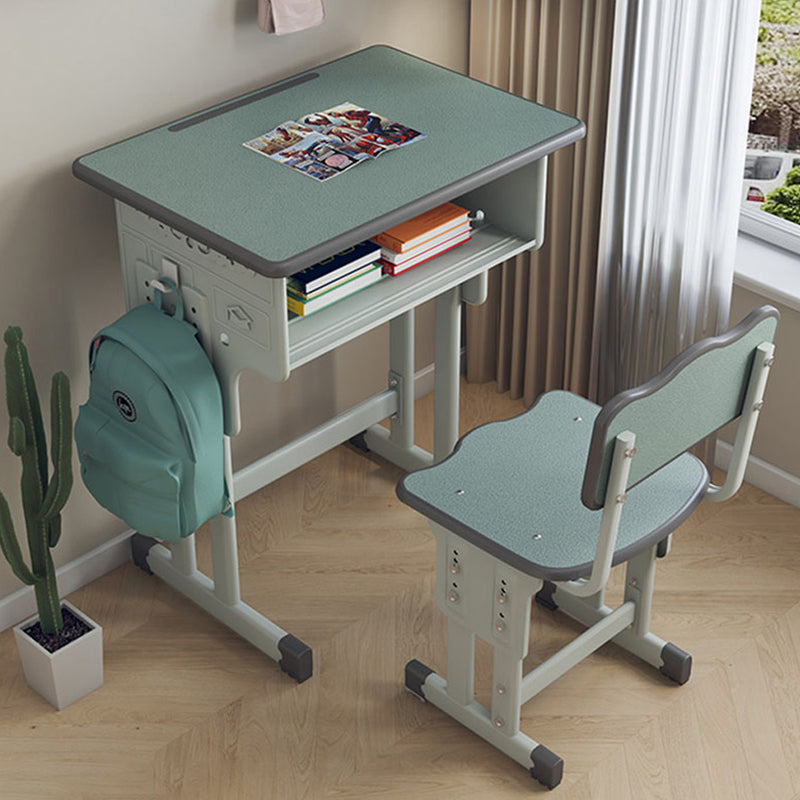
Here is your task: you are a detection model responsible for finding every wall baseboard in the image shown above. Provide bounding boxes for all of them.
[0,528,133,634]
[413,360,436,398]
[715,440,800,509]
[0,359,453,633]
[7,373,789,634]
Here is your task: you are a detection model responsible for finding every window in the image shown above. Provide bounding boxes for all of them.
[740,0,800,254]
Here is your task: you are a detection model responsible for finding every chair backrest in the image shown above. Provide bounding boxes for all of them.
[581,306,779,510]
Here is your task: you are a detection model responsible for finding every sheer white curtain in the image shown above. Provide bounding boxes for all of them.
[592,0,761,403]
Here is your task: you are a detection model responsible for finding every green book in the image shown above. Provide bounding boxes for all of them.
[287,264,383,316]
[288,260,379,300]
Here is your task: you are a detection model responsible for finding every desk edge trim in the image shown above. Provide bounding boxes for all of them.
[72,122,584,278]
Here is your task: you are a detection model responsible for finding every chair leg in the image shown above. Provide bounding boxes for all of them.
[445,619,475,706]
[491,645,523,735]
[405,659,564,788]
[406,526,564,788]
[550,545,692,684]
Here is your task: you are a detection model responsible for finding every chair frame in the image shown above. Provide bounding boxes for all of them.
[404,321,776,789]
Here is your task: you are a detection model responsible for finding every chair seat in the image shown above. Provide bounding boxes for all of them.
[398,391,710,581]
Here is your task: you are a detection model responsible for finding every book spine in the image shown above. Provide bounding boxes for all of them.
[371,231,405,251]
[291,247,381,293]
[380,235,471,276]
[289,262,377,300]
[374,215,469,254]
[381,223,471,264]
[381,260,408,276]
[286,294,306,317]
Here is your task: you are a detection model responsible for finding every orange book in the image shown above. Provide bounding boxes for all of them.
[372,202,469,253]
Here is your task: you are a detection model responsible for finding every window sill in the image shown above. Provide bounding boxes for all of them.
[735,212,800,312]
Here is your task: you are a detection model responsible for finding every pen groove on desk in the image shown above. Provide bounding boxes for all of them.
[168,73,320,132]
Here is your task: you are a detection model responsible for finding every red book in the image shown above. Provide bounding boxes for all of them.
[381,229,472,276]
[380,221,472,265]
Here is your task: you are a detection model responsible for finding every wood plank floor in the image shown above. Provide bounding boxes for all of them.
[2,380,799,799]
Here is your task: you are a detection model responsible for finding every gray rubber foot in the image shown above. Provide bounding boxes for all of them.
[405,659,434,701]
[348,431,370,453]
[131,533,157,575]
[530,744,563,789]
[278,634,313,683]
[535,581,559,611]
[660,642,692,685]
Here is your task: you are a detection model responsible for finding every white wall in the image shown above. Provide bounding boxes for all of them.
[0,0,469,599]
[720,286,800,479]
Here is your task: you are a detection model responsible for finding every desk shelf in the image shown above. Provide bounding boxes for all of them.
[288,223,534,370]
[114,199,539,435]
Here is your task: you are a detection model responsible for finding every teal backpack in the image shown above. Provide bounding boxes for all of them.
[75,279,230,542]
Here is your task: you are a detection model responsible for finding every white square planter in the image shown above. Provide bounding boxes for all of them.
[12,600,103,711]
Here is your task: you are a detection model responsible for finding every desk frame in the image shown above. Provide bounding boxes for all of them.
[74,46,584,682]
[125,159,546,681]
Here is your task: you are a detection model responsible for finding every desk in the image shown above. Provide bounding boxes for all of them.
[73,46,584,681]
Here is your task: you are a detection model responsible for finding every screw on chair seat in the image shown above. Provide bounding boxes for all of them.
[398,390,709,582]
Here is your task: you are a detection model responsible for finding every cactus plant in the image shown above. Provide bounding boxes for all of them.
[0,326,73,635]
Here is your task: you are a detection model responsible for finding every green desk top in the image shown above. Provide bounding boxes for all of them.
[74,46,584,278]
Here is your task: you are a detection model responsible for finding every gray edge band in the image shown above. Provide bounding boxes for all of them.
[71,44,585,278]
[581,305,780,510]
[72,123,583,279]
[395,393,711,582]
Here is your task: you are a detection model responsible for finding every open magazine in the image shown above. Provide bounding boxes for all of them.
[243,102,425,182]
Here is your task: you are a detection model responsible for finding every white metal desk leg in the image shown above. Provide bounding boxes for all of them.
[389,309,415,450]
[209,436,240,605]
[171,535,197,575]
[434,286,462,463]
[130,437,313,681]
[362,310,434,471]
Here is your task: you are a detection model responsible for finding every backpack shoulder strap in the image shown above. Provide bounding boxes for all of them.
[91,304,210,459]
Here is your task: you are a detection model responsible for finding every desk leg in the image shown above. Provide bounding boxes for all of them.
[434,286,462,463]
[361,310,434,471]
[130,437,313,682]
[389,309,415,450]
[209,437,240,605]
[171,535,197,575]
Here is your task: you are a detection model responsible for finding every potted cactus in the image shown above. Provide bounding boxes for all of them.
[0,326,102,710]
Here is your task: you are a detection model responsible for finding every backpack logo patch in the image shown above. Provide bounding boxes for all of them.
[113,390,137,422]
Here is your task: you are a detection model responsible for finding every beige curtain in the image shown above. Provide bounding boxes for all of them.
[466,0,615,404]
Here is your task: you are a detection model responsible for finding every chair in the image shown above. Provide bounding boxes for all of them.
[397,306,779,789]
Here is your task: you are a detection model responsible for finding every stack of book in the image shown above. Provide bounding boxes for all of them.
[372,202,472,276]
[287,240,383,317]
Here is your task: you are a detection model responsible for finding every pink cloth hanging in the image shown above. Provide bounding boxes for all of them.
[258,0,325,35]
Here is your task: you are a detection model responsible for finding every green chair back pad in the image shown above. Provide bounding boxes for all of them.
[581,306,779,510]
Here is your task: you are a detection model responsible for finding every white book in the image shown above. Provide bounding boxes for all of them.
[382,229,472,276]
[380,221,472,265]
[287,264,383,316]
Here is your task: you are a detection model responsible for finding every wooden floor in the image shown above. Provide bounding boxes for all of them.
[2,380,800,799]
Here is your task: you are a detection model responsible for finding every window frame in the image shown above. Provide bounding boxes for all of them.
[739,204,800,257]
[739,2,800,257]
